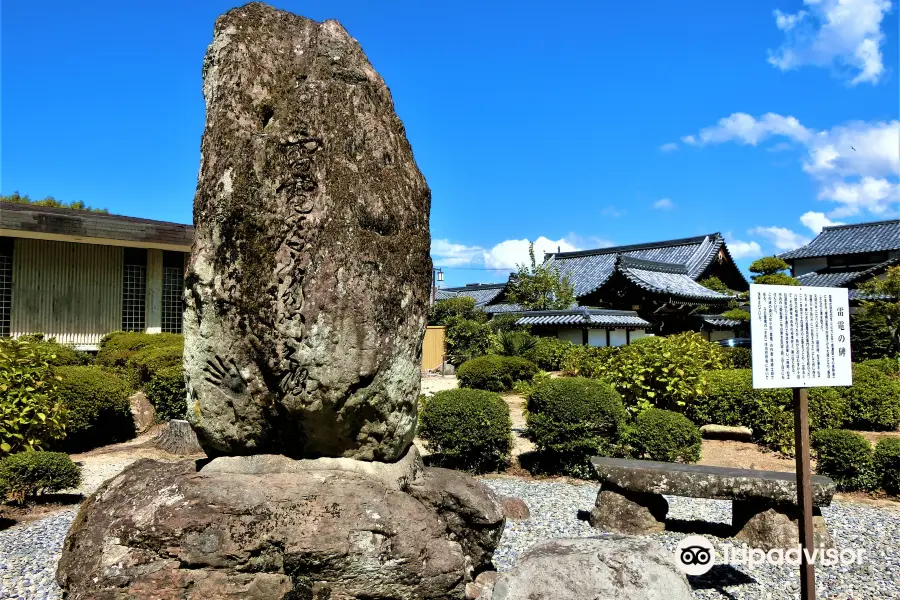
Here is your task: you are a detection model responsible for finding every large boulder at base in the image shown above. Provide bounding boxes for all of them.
[486,537,693,600]
[184,2,431,460]
[57,451,504,599]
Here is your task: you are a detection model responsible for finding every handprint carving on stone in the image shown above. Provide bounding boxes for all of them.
[203,355,248,394]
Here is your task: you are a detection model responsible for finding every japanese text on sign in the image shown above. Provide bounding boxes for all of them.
[750,284,852,389]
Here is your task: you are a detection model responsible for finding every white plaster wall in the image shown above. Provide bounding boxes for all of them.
[588,329,607,347]
[558,328,583,345]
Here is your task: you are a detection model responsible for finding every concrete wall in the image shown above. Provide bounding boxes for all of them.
[558,329,583,345]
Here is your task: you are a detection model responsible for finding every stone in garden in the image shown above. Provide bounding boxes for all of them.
[501,496,531,520]
[127,391,155,433]
[589,486,668,534]
[700,424,753,441]
[183,1,432,460]
[733,501,834,551]
[486,537,693,600]
[57,454,505,599]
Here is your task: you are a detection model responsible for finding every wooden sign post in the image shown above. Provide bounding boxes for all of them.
[750,285,853,600]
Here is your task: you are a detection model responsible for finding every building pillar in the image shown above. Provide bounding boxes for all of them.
[145,249,163,334]
[582,328,589,346]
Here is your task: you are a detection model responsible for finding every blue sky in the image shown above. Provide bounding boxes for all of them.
[2,0,898,287]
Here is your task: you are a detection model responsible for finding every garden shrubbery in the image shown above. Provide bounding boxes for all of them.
[97,332,183,386]
[444,316,492,366]
[0,338,67,456]
[146,366,187,421]
[525,336,575,371]
[722,346,752,369]
[525,377,628,477]
[13,335,91,366]
[457,355,538,392]
[840,364,900,431]
[625,408,702,463]
[0,451,81,504]
[52,366,133,452]
[860,357,899,377]
[874,437,900,496]
[559,344,617,378]
[418,389,511,472]
[811,429,876,492]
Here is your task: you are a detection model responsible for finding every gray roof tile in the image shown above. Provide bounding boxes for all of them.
[433,284,505,307]
[779,219,900,260]
[516,308,651,328]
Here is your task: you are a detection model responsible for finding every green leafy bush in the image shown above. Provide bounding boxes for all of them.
[488,313,526,333]
[0,451,81,504]
[525,336,575,371]
[445,316,493,366]
[625,408,702,463]
[559,345,617,378]
[125,344,183,388]
[874,437,900,495]
[526,377,628,477]
[811,429,876,492]
[96,332,183,388]
[722,346,752,369]
[457,355,539,392]
[840,364,900,431]
[494,330,537,357]
[52,366,133,452]
[13,335,91,366]
[428,297,486,326]
[418,389,512,472]
[146,366,186,421]
[851,312,895,361]
[0,339,67,456]
[860,357,900,377]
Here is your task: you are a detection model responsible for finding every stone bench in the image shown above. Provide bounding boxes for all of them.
[589,456,836,550]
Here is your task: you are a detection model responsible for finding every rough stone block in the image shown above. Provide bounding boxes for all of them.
[733,500,834,551]
[588,486,668,534]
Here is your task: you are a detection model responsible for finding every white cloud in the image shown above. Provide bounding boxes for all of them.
[800,211,844,234]
[653,198,674,210]
[728,239,764,259]
[768,0,893,85]
[659,142,679,152]
[430,239,484,267]
[767,141,795,153]
[483,236,580,270]
[682,114,900,219]
[600,206,624,218]
[749,226,812,251]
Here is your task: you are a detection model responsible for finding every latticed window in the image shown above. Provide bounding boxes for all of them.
[122,248,147,332]
[161,251,185,333]
[0,238,12,337]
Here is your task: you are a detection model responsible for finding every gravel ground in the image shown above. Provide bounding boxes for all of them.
[2,468,898,600]
[480,478,900,600]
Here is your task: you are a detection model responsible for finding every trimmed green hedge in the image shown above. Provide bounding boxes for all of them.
[52,366,134,452]
[722,346,752,369]
[146,366,186,421]
[811,429,876,492]
[457,355,538,392]
[840,364,900,431]
[13,335,91,367]
[626,408,702,463]
[418,389,512,472]
[860,357,900,377]
[874,437,900,496]
[97,332,183,388]
[525,337,576,371]
[0,451,81,504]
[526,377,628,477]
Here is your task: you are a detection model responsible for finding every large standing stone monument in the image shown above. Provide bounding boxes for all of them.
[57,4,504,598]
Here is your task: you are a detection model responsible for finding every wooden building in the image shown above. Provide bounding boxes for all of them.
[0,202,193,349]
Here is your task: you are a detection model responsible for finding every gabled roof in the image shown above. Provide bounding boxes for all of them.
[795,256,900,293]
[544,233,732,298]
[434,283,506,307]
[698,315,743,329]
[616,256,734,301]
[779,219,900,260]
[516,308,652,328]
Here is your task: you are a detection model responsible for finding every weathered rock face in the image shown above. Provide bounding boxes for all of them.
[57,452,505,599]
[484,537,693,600]
[184,2,432,460]
[589,487,668,534]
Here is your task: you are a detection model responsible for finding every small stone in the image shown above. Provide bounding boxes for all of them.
[501,497,531,520]
[128,391,156,434]
[589,487,668,534]
[700,424,753,441]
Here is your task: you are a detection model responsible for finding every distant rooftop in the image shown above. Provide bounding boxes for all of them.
[780,219,900,260]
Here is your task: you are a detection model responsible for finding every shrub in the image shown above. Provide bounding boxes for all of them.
[860,357,900,377]
[97,332,183,370]
[722,346,752,369]
[13,335,91,366]
[52,366,133,452]
[457,355,538,392]
[811,429,876,492]
[559,344,617,378]
[146,366,187,421]
[444,316,493,366]
[488,313,526,333]
[526,377,628,477]
[494,330,537,357]
[428,297,486,326]
[625,408,702,463]
[125,343,183,388]
[874,437,900,495]
[0,451,81,504]
[418,389,512,472]
[0,339,67,456]
[851,312,895,361]
[840,364,900,431]
[525,336,575,371]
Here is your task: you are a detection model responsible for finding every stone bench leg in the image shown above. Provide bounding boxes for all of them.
[588,484,668,534]
[733,500,833,551]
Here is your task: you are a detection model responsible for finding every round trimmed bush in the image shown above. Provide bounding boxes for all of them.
[97,332,183,369]
[840,364,900,431]
[457,355,538,392]
[526,377,628,477]
[0,451,81,503]
[146,366,187,421]
[418,389,511,472]
[52,366,134,452]
[626,408,702,463]
[125,343,183,388]
[874,437,900,495]
[811,429,876,492]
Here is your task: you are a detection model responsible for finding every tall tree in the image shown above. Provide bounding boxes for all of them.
[749,256,800,286]
[857,266,900,354]
[506,243,576,310]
